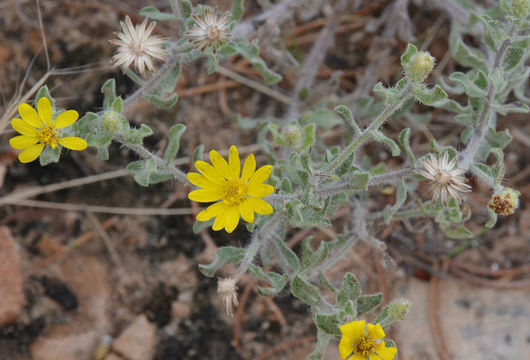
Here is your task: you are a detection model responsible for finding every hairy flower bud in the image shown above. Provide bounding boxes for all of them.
[488,188,520,216]
[406,52,435,82]
[387,298,412,321]
[217,277,239,316]
[282,124,302,146]
[102,111,122,134]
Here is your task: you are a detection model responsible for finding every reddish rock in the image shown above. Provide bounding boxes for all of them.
[112,315,156,360]
[0,226,25,325]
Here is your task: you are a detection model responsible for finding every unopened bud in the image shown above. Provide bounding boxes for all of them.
[282,124,302,147]
[406,52,435,82]
[388,298,412,321]
[217,277,239,317]
[488,188,520,216]
[102,111,122,134]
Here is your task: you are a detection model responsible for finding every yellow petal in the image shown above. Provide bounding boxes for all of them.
[241,153,256,182]
[366,323,385,340]
[371,344,397,360]
[18,143,45,163]
[195,160,226,184]
[9,135,40,150]
[339,320,366,339]
[52,110,79,129]
[239,199,254,223]
[37,97,52,128]
[338,336,363,360]
[18,102,43,128]
[187,172,222,190]
[247,183,274,198]
[58,137,87,150]
[248,165,273,187]
[224,205,240,233]
[11,118,39,136]
[196,201,226,221]
[246,197,273,215]
[228,145,240,179]
[188,189,222,203]
[212,209,228,231]
[209,150,231,179]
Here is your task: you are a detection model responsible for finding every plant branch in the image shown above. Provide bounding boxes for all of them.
[459,38,512,169]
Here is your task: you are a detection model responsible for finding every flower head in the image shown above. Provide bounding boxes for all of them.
[187,145,274,233]
[186,7,231,53]
[9,97,87,163]
[488,188,520,216]
[406,51,435,82]
[217,277,239,316]
[339,320,397,360]
[417,152,471,205]
[110,16,167,76]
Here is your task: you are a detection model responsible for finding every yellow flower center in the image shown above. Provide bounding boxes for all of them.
[355,337,376,356]
[40,127,58,148]
[222,179,247,205]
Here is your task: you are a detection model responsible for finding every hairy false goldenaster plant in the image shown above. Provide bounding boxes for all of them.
[9,97,87,163]
[9,0,529,359]
[187,145,274,233]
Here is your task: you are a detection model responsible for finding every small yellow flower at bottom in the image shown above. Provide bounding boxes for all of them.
[9,97,87,163]
[187,145,274,233]
[339,320,397,360]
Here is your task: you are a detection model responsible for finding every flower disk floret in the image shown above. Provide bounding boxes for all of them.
[187,145,274,233]
[339,320,397,360]
[9,97,87,163]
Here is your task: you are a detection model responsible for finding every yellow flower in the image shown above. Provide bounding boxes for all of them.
[187,145,274,233]
[9,97,87,163]
[339,320,397,360]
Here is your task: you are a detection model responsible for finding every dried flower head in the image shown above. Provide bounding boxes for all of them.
[217,277,239,316]
[488,188,520,215]
[417,152,471,205]
[110,16,167,76]
[186,7,231,52]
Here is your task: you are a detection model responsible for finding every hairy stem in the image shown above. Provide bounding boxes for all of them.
[459,38,512,169]
[234,214,283,278]
[325,86,413,175]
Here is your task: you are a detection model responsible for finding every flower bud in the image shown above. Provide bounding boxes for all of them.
[387,298,412,321]
[488,188,520,216]
[102,111,122,134]
[282,124,302,147]
[405,52,435,82]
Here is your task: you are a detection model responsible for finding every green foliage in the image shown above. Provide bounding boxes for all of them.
[139,6,177,21]
[198,247,246,277]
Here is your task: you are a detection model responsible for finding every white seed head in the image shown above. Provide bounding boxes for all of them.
[417,152,471,205]
[186,8,231,53]
[217,277,239,316]
[110,16,168,76]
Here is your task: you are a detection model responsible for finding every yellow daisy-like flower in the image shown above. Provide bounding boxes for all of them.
[187,145,274,233]
[339,320,397,360]
[9,97,87,163]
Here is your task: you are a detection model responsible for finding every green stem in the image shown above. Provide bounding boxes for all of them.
[325,86,413,175]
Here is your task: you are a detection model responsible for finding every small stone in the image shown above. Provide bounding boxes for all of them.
[0,226,26,325]
[171,301,191,320]
[112,315,156,360]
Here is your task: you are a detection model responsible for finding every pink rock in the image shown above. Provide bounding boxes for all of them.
[0,226,25,326]
[112,315,157,360]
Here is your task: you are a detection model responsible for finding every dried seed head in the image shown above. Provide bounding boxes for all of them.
[186,8,231,53]
[488,188,520,216]
[406,52,435,82]
[110,16,168,76]
[217,277,239,316]
[417,152,471,205]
